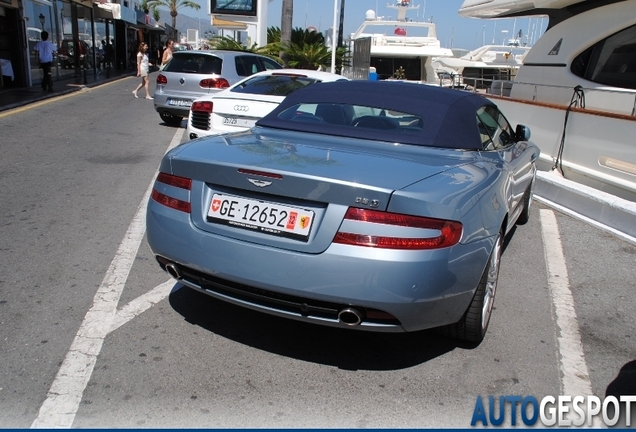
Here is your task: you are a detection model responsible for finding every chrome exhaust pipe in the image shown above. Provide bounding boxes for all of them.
[338,308,362,326]
[165,262,181,280]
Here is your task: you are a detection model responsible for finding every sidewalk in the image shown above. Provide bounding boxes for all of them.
[0,67,136,112]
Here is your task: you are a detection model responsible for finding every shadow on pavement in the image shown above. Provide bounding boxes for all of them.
[169,284,477,371]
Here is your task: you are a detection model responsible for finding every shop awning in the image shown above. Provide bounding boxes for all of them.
[95,2,122,20]
[212,16,247,30]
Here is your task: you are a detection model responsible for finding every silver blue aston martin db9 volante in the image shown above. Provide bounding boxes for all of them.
[147,80,538,343]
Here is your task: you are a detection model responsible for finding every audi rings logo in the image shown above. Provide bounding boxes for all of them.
[234,105,250,112]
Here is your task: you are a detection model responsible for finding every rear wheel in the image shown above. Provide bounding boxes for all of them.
[160,112,183,126]
[444,230,503,343]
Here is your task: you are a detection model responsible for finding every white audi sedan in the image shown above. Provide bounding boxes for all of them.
[186,69,348,139]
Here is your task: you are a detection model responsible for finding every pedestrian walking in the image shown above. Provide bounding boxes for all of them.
[368,66,379,81]
[132,42,153,99]
[161,39,174,67]
[34,31,57,92]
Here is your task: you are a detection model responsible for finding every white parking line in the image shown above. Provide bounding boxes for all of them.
[31,128,184,428]
[110,280,175,333]
[540,209,593,396]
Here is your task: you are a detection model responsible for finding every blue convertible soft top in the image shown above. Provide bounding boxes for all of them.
[256,80,495,150]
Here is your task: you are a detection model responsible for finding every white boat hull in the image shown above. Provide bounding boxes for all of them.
[490,96,636,201]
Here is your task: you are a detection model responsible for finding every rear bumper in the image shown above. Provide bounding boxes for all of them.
[147,201,494,332]
[154,97,190,118]
[153,93,192,117]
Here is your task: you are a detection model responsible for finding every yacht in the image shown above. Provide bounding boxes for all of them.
[350,0,453,84]
[433,43,531,90]
[459,0,636,202]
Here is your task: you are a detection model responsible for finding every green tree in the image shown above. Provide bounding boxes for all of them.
[211,35,261,53]
[139,0,161,33]
[281,42,331,70]
[280,0,293,66]
[280,42,349,72]
[268,27,325,46]
[146,0,200,40]
[213,25,348,72]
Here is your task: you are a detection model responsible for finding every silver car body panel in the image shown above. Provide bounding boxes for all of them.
[147,124,538,332]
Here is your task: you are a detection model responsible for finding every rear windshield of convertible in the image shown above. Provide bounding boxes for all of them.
[277,103,423,132]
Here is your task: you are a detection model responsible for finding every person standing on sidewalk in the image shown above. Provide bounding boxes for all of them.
[34,31,57,92]
[160,39,174,68]
[132,42,153,100]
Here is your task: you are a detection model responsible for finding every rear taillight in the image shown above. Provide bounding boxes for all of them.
[151,172,192,213]
[333,208,462,250]
[199,77,230,89]
[156,74,167,85]
[191,101,213,113]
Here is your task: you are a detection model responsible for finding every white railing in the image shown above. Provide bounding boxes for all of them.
[439,75,636,117]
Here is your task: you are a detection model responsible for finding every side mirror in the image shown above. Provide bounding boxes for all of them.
[516,124,531,142]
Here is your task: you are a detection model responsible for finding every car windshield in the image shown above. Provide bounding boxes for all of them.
[231,74,321,96]
[163,54,222,74]
[277,102,423,132]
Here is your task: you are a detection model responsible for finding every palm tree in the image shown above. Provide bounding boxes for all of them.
[281,42,331,70]
[211,35,262,53]
[146,0,200,40]
[263,26,349,71]
[280,0,293,66]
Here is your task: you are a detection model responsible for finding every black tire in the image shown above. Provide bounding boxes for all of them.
[160,112,183,127]
[516,184,533,225]
[443,230,503,343]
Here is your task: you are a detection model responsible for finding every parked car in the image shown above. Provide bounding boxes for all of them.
[172,42,193,51]
[58,38,90,69]
[153,50,282,126]
[146,81,538,343]
[187,69,349,139]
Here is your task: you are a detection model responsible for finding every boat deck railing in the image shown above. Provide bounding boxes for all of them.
[439,75,636,117]
[373,35,439,47]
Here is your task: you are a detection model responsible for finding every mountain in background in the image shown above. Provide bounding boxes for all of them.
[156,9,215,39]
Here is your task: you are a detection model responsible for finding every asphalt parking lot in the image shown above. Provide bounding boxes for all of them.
[1,77,634,428]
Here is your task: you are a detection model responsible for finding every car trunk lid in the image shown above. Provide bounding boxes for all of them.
[210,94,281,132]
[168,129,465,253]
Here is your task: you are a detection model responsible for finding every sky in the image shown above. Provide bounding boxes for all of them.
[189,0,548,50]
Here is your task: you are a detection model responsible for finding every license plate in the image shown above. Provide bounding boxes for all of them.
[168,98,192,107]
[222,116,255,127]
[207,194,314,241]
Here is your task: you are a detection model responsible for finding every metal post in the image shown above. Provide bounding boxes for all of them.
[330,0,338,73]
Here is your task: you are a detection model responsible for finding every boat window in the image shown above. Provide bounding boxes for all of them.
[370,57,423,81]
[476,106,515,151]
[571,24,636,90]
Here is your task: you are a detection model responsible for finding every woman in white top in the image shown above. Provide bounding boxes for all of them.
[132,42,153,99]
[161,39,174,67]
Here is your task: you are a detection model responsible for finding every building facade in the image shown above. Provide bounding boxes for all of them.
[0,0,166,90]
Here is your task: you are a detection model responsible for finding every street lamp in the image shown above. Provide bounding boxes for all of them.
[39,13,45,30]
